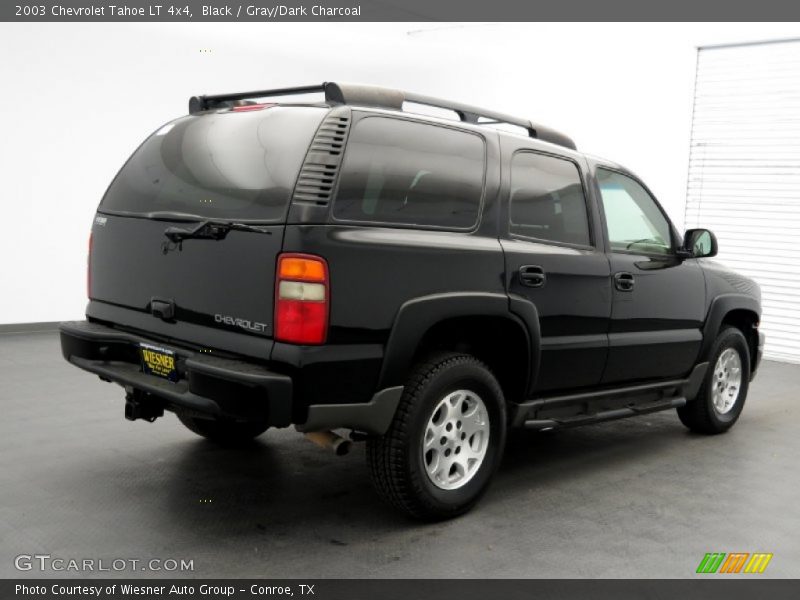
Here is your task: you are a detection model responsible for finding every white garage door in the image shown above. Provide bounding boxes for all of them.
[686,39,800,364]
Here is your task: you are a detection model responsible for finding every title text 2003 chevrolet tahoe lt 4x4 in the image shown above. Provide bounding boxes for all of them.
[60,82,764,520]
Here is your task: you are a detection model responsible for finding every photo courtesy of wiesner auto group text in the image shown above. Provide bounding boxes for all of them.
[1,1,799,598]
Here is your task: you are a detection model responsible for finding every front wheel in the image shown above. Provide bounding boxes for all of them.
[366,353,507,520]
[677,326,750,434]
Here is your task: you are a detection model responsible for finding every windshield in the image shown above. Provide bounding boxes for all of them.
[100,106,327,222]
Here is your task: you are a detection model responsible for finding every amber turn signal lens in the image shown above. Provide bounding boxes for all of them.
[278,256,326,282]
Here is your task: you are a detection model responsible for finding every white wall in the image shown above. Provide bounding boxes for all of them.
[2,22,799,324]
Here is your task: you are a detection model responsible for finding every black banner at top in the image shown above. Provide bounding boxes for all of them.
[4,0,800,22]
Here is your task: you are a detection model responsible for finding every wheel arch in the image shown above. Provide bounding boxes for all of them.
[701,294,761,374]
[377,292,540,404]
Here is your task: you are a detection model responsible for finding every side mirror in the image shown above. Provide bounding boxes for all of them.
[679,228,718,258]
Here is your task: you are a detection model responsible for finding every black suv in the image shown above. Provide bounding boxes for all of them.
[60,82,764,520]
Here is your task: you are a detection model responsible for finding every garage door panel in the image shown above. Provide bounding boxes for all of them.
[685,201,800,211]
[687,40,800,363]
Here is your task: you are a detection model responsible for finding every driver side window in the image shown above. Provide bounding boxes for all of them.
[597,168,673,255]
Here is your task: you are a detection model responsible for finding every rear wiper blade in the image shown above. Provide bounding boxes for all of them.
[163,220,273,243]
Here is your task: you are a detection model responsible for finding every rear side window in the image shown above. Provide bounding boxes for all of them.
[333,117,485,228]
[101,106,327,222]
[509,152,591,247]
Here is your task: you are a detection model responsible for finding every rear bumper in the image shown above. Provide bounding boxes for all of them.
[60,320,293,425]
[59,320,403,433]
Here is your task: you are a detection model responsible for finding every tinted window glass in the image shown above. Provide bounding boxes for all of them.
[101,106,327,222]
[597,169,673,255]
[509,152,591,246]
[333,117,485,228]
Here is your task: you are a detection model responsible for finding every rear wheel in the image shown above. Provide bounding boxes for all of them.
[677,326,750,434]
[366,353,506,520]
[176,412,269,444]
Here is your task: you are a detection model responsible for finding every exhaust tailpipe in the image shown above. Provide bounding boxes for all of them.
[304,430,352,456]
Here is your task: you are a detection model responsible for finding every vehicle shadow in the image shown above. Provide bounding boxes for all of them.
[157,432,401,533]
[154,411,690,534]
[56,410,692,563]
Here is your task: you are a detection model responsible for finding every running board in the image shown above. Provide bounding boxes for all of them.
[511,362,708,428]
[523,397,687,431]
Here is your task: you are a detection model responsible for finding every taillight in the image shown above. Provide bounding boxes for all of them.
[87,232,93,298]
[275,254,329,345]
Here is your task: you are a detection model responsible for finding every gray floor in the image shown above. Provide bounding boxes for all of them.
[1,331,798,579]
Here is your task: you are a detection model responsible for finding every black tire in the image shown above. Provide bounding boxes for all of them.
[677,326,750,434]
[176,412,269,444]
[366,352,507,521]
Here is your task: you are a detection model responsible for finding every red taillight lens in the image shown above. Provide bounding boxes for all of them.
[87,232,93,298]
[231,102,277,112]
[275,254,329,345]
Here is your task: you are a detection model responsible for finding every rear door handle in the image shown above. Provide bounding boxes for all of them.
[614,272,635,292]
[519,265,546,288]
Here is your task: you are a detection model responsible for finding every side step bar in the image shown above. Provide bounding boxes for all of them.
[511,363,708,430]
[523,397,687,431]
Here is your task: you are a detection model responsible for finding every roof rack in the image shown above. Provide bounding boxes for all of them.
[188,82,577,150]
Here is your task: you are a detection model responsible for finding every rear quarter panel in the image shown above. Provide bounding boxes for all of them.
[278,121,504,406]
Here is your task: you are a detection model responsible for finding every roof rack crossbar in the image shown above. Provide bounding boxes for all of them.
[188,82,576,150]
[189,84,326,114]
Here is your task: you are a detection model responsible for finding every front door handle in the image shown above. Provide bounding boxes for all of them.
[614,272,635,292]
[519,265,546,288]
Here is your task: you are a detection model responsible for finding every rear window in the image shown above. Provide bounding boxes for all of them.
[333,117,485,229]
[101,106,327,222]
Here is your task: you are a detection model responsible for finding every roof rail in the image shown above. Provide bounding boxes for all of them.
[188,82,577,150]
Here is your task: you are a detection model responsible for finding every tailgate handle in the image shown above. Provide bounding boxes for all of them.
[151,298,176,321]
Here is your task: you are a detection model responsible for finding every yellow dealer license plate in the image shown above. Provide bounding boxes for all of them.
[140,343,178,382]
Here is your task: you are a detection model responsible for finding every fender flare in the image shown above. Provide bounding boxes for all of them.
[376,292,541,394]
[699,293,761,363]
